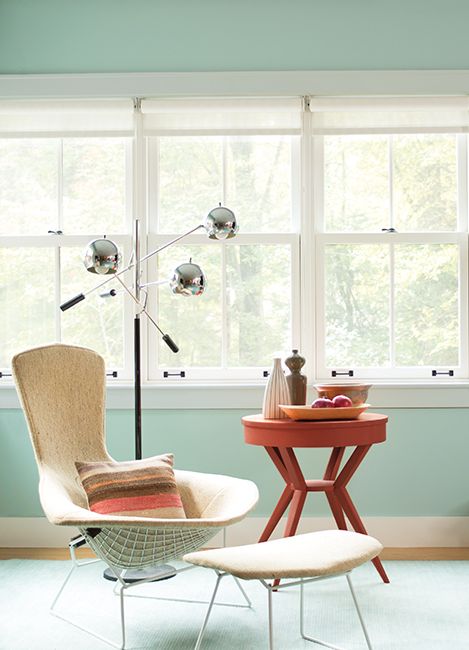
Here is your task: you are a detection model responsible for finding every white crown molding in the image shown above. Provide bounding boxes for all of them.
[1,70,469,99]
[2,516,469,548]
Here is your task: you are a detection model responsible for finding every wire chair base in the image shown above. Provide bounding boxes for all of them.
[50,533,251,650]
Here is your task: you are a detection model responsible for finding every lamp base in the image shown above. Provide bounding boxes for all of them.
[103,564,177,584]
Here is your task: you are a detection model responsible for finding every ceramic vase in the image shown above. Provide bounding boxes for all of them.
[285,349,307,405]
[262,358,291,419]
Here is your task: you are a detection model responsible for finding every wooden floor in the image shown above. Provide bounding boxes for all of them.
[1,547,469,561]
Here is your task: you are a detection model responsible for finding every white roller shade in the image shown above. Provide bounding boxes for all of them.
[309,96,469,134]
[0,99,134,136]
[141,97,303,134]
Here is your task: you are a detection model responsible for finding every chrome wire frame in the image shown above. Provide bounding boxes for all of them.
[50,532,251,650]
[196,570,374,650]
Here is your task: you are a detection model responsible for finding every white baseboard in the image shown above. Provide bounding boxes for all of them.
[1,516,469,549]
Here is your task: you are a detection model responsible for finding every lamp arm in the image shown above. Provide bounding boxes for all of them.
[139,224,205,265]
[115,276,179,352]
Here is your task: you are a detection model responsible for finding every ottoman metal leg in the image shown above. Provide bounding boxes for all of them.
[195,570,374,650]
[300,574,374,650]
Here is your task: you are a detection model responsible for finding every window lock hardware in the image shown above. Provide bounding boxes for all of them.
[381,228,397,233]
[163,371,186,378]
[106,371,118,378]
[331,370,354,377]
[0,372,12,378]
[48,230,63,235]
[431,370,454,377]
[263,370,270,378]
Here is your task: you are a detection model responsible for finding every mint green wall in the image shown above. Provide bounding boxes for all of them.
[1,407,468,518]
[1,2,469,522]
[1,0,469,73]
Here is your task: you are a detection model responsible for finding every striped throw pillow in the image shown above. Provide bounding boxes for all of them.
[75,453,186,519]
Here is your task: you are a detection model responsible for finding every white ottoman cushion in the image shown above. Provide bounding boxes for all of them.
[183,530,383,580]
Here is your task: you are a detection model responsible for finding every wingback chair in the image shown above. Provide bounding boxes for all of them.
[13,344,259,648]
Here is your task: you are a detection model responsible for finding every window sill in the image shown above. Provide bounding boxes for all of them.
[1,381,469,410]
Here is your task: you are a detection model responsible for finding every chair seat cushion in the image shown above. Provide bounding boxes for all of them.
[183,530,382,580]
[76,453,186,519]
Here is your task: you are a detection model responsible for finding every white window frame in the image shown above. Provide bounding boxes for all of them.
[311,130,469,380]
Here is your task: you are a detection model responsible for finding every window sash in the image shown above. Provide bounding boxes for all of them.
[314,234,468,380]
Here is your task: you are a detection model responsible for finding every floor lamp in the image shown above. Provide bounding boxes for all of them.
[60,205,237,581]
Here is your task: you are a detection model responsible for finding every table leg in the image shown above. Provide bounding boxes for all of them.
[334,446,390,584]
[324,448,347,530]
[259,485,293,543]
[325,492,348,530]
[284,489,307,537]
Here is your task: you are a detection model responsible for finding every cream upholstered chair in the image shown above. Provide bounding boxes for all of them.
[13,343,259,649]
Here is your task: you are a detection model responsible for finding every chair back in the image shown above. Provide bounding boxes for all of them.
[12,344,110,507]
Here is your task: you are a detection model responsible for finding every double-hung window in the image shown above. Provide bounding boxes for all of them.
[142,98,302,381]
[0,100,135,379]
[310,97,469,379]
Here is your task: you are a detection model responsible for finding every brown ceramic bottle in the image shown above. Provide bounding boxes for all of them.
[285,349,307,405]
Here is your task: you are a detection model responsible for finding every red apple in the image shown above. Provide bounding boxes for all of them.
[332,395,353,408]
[311,398,334,408]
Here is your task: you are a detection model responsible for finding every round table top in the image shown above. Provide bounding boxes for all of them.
[242,412,387,448]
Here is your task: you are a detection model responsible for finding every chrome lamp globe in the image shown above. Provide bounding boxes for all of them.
[204,205,238,240]
[83,237,121,275]
[170,260,205,296]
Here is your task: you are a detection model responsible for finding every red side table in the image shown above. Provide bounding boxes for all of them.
[242,412,389,583]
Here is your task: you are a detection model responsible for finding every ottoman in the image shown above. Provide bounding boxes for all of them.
[184,529,383,650]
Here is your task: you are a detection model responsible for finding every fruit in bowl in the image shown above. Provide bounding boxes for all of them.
[332,395,353,407]
[312,395,353,408]
[311,398,334,408]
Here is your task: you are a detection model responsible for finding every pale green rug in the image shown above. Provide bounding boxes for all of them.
[0,560,467,649]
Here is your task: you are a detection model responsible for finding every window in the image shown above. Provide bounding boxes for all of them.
[142,98,302,380]
[310,97,469,379]
[0,101,134,378]
[1,95,468,385]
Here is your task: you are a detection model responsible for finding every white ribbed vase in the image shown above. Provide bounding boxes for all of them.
[262,358,291,419]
